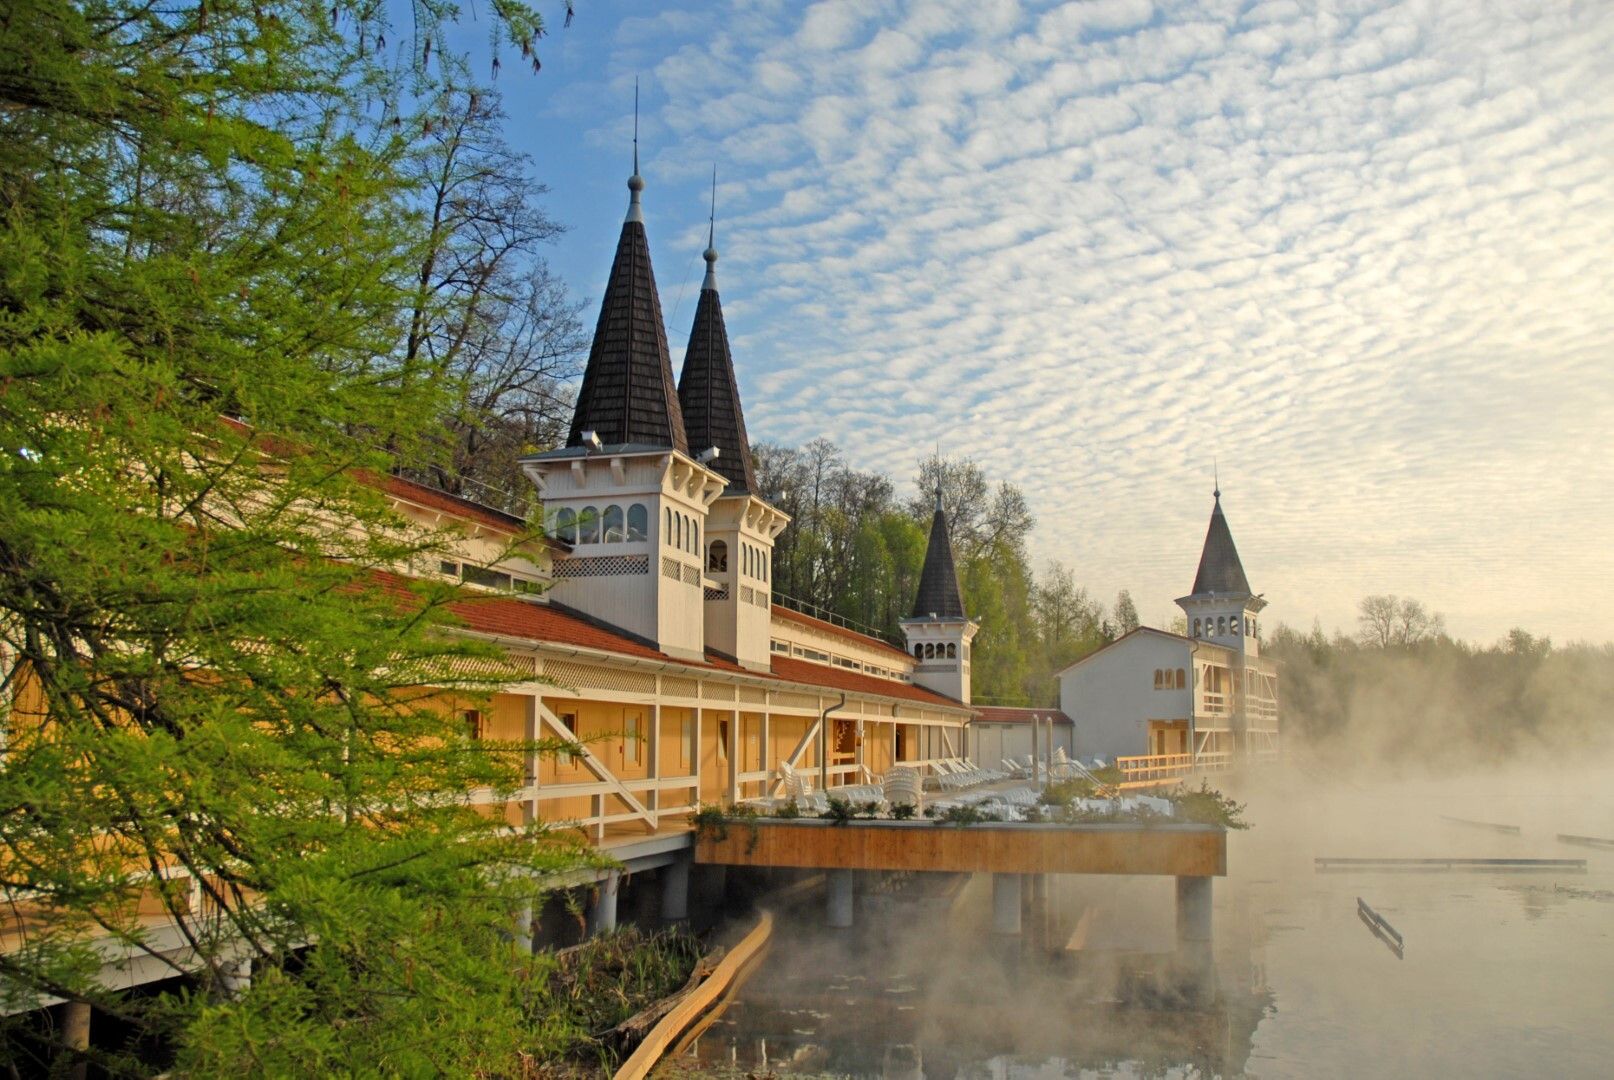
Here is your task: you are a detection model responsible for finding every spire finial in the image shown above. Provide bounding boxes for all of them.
[701,164,719,291]
[1213,457,1220,501]
[626,79,645,222]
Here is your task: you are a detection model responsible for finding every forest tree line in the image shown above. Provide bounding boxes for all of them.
[1266,598,1614,765]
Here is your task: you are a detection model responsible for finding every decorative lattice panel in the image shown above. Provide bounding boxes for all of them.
[703,586,729,602]
[661,556,682,580]
[739,687,767,705]
[542,660,656,696]
[443,653,537,681]
[752,589,772,609]
[702,683,736,702]
[660,676,698,699]
[553,554,649,579]
[682,564,701,586]
[739,585,755,605]
[773,692,818,711]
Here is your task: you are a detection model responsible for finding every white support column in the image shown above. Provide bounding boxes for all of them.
[759,711,771,795]
[992,873,1023,936]
[727,708,740,805]
[514,901,535,954]
[61,1000,91,1080]
[219,957,252,997]
[1176,875,1214,993]
[693,709,703,803]
[590,871,621,935]
[661,855,691,922]
[523,693,540,826]
[647,700,662,820]
[826,869,855,928]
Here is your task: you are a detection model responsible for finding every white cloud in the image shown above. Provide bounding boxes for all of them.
[574,0,1614,643]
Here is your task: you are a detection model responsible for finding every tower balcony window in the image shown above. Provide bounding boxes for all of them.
[708,539,729,574]
[578,505,600,544]
[602,505,625,543]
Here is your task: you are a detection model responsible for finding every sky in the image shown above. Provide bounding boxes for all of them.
[447,0,1614,644]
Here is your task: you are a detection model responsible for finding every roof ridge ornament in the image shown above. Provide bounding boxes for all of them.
[702,164,718,292]
[626,78,644,224]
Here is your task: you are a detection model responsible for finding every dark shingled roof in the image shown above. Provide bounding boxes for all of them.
[567,211,689,454]
[1190,492,1252,596]
[910,499,967,620]
[677,265,755,493]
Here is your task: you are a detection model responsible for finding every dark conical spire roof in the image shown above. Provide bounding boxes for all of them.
[911,487,967,619]
[1190,489,1252,596]
[566,170,689,453]
[677,210,755,493]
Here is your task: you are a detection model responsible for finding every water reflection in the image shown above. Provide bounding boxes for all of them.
[659,765,1614,1079]
[662,871,1274,1079]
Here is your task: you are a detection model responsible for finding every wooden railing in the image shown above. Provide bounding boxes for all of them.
[1115,750,1235,788]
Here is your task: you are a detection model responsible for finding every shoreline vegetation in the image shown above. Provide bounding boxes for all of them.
[528,925,707,1077]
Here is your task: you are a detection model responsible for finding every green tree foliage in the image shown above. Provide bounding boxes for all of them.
[753,441,1122,706]
[1267,610,1614,766]
[0,1,592,1073]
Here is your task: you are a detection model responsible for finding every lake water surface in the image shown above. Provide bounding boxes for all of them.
[658,763,1614,1078]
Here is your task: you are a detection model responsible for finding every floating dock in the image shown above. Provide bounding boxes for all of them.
[1438,815,1521,834]
[1316,857,1585,873]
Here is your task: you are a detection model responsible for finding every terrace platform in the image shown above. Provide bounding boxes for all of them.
[694,819,1225,877]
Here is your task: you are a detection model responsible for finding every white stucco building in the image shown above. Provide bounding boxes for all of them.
[1057,490,1280,765]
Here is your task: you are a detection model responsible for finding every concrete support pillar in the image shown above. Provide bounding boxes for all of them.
[826,869,855,928]
[661,856,691,922]
[219,957,252,996]
[589,871,621,936]
[61,999,90,1080]
[992,873,1023,936]
[1176,875,1214,992]
[513,902,535,953]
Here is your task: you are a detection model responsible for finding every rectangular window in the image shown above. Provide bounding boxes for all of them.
[625,711,641,765]
[463,709,484,740]
[682,714,695,768]
[462,565,513,591]
[718,718,730,763]
[559,712,580,763]
[440,560,461,576]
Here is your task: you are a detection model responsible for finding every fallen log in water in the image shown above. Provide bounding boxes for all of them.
[1356,897,1404,958]
[1439,815,1521,834]
[1316,857,1586,873]
[1557,833,1614,850]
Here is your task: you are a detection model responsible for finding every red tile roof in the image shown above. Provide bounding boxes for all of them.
[768,656,965,710]
[972,706,1072,725]
[371,572,966,711]
[377,473,529,536]
[770,604,914,664]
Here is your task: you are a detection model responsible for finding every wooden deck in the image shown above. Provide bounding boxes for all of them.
[695,819,1225,877]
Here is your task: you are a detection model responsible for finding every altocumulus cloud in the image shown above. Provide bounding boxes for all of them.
[577,0,1614,642]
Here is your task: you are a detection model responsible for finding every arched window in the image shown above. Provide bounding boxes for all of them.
[627,504,648,542]
[554,507,577,544]
[1176,668,1186,688]
[945,643,956,659]
[762,552,768,582]
[1232,615,1242,636]
[914,643,923,659]
[1217,616,1227,635]
[1193,618,1201,637]
[691,520,699,554]
[674,513,682,550]
[665,507,673,543]
[602,504,625,543]
[1154,668,1164,688]
[579,505,600,544]
[708,539,729,573]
